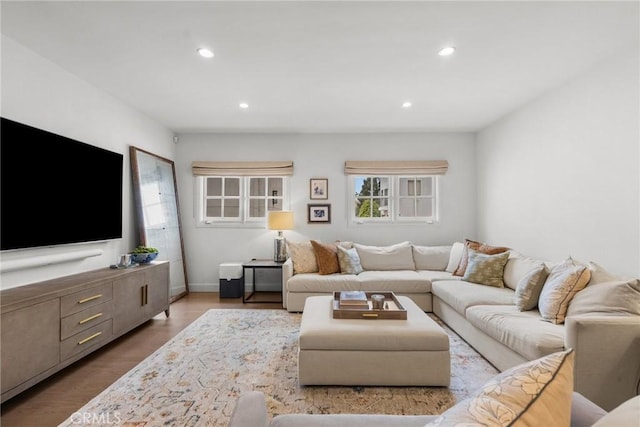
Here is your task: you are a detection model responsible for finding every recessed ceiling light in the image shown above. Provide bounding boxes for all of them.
[197,47,214,58]
[402,101,412,108]
[438,46,456,56]
[239,102,249,109]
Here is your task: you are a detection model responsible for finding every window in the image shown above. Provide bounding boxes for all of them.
[192,160,293,227]
[196,176,288,226]
[350,175,437,223]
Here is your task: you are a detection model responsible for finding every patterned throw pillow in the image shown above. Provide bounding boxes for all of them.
[538,258,591,324]
[462,249,510,288]
[310,240,340,275]
[286,241,318,274]
[424,349,575,427]
[515,264,549,311]
[336,246,363,275]
[454,239,509,276]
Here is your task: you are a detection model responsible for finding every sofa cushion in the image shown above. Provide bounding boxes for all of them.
[287,241,318,274]
[466,305,565,361]
[515,264,549,311]
[453,239,509,277]
[416,270,458,282]
[503,252,547,291]
[431,280,515,315]
[425,349,574,427]
[462,250,510,288]
[445,241,464,273]
[354,242,415,271]
[587,261,623,285]
[412,245,451,271]
[591,395,640,427]
[287,273,361,293]
[358,270,431,293]
[539,258,591,324]
[566,279,640,317]
[336,246,363,275]
[310,240,341,275]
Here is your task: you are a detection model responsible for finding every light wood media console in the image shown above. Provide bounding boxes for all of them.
[0,261,170,403]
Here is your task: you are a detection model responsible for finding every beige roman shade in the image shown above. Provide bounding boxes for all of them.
[344,160,449,175]
[192,161,294,176]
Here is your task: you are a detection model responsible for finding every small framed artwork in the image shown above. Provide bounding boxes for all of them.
[310,178,328,200]
[308,204,331,224]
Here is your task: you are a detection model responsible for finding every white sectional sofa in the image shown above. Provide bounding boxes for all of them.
[281,240,640,411]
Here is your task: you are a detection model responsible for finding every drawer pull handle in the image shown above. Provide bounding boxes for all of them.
[78,332,102,345]
[362,313,379,319]
[78,312,103,325]
[78,294,102,304]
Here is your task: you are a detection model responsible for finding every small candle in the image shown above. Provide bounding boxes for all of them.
[371,294,385,310]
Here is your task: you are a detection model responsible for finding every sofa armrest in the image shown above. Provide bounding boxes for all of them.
[565,315,640,411]
[228,391,269,427]
[282,258,293,309]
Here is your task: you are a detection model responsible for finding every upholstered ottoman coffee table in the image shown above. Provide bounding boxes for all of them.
[298,295,450,386]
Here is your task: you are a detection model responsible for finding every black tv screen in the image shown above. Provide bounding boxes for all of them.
[1,117,123,251]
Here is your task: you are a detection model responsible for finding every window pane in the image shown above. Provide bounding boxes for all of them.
[223,199,239,217]
[268,178,283,195]
[399,198,415,217]
[417,199,433,217]
[225,178,240,197]
[356,198,382,218]
[373,177,388,197]
[205,199,221,217]
[249,177,265,196]
[421,177,433,197]
[206,178,222,196]
[249,199,265,217]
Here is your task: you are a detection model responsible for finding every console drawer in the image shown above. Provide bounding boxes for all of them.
[60,282,113,317]
[60,319,113,361]
[60,300,113,341]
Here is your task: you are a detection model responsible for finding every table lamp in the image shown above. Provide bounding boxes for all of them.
[268,211,294,262]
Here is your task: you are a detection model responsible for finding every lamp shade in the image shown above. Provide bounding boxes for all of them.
[268,211,294,230]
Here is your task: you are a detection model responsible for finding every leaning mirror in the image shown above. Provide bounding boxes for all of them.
[130,146,188,301]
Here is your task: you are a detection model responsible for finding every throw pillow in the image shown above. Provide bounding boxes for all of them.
[424,349,575,427]
[566,278,640,317]
[412,245,452,271]
[286,241,318,274]
[336,246,363,275]
[515,264,549,311]
[462,249,510,288]
[310,240,340,275]
[445,241,465,273]
[538,258,591,324]
[353,241,415,271]
[454,238,509,276]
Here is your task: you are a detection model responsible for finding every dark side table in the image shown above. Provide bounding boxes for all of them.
[242,259,284,303]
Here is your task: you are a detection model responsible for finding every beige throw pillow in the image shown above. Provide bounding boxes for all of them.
[567,278,640,317]
[515,264,549,311]
[286,241,318,274]
[538,258,591,324]
[310,240,340,275]
[412,245,452,271]
[445,242,465,273]
[424,349,575,427]
[462,249,510,288]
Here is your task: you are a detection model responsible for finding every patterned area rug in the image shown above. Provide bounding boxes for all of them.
[59,309,498,426]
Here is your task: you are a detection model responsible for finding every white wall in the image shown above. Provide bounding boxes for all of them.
[175,132,476,290]
[476,49,639,277]
[0,36,175,289]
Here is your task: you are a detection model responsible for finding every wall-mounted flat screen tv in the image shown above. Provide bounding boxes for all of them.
[1,117,123,251]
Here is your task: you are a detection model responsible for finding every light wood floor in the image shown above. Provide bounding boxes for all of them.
[0,292,283,427]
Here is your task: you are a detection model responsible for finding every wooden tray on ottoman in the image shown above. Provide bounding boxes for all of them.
[332,291,407,320]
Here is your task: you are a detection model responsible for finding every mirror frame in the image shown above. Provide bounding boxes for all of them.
[129,146,189,302]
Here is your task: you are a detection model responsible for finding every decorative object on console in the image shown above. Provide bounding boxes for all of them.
[310,178,328,199]
[129,246,159,264]
[307,204,331,223]
[268,211,294,262]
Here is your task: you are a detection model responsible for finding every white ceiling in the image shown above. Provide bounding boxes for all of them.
[1,1,638,134]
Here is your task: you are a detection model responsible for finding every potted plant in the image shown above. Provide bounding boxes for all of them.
[129,246,159,264]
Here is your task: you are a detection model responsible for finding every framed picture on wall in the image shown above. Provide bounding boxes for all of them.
[310,178,328,200]
[307,204,331,224]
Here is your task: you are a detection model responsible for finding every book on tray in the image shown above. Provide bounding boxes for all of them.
[339,291,368,306]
